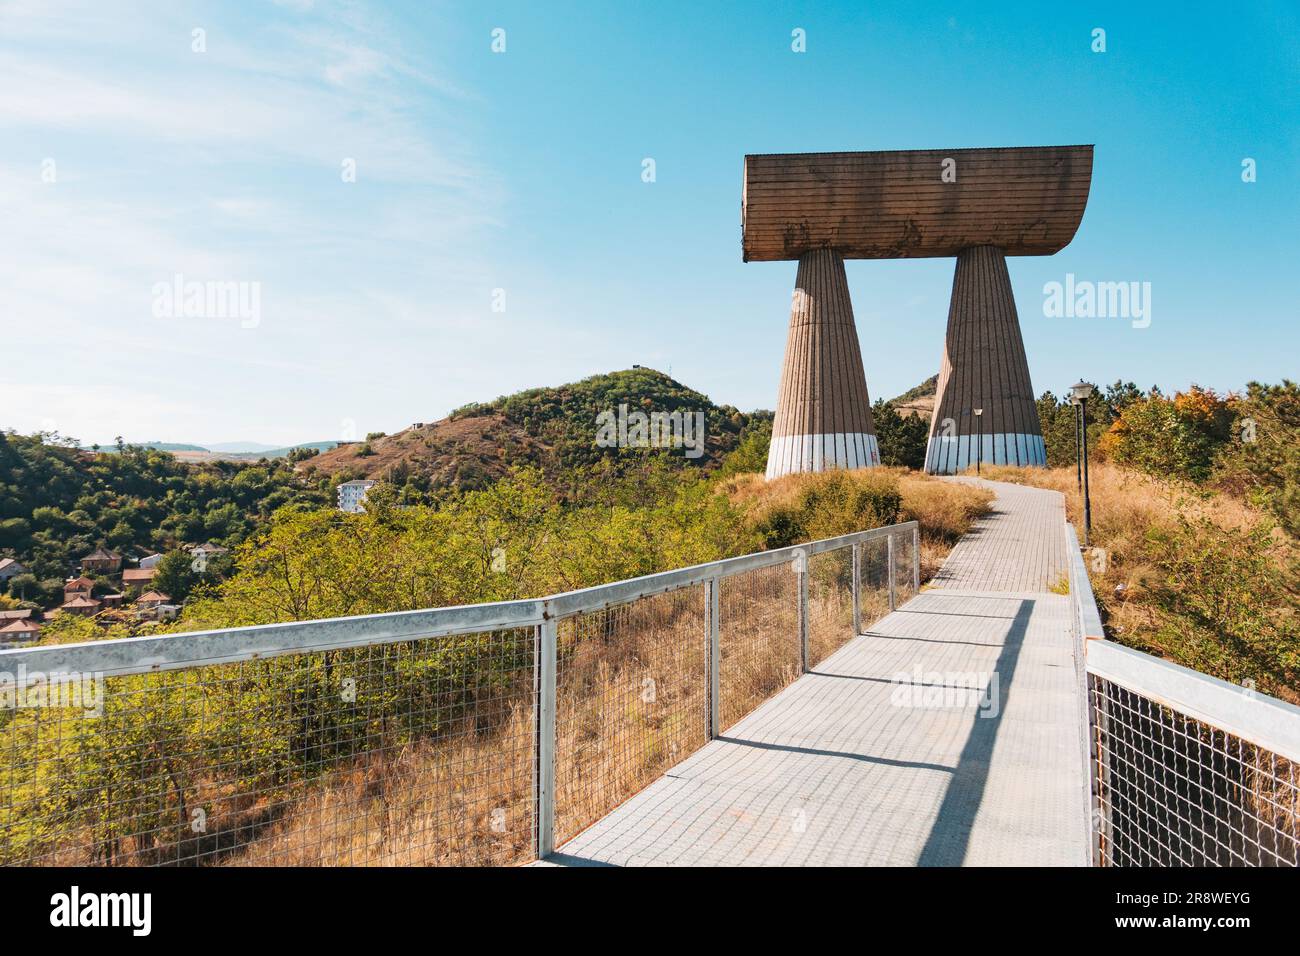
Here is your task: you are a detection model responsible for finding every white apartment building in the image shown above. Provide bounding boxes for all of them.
[337,479,377,513]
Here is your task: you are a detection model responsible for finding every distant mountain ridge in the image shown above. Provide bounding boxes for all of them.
[205,441,283,454]
[98,440,342,460]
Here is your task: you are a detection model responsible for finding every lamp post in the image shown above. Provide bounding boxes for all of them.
[973,408,984,475]
[1069,394,1082,492]
[1070,381,1094,546]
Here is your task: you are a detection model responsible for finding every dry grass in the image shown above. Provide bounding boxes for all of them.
[980,462,1298,702]
[554,588,710,844]
[223,707,536,866]
[723,466,993,585]
[896,471,994,582]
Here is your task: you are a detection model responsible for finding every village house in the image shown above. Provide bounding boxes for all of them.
[0,608,37,623]
[122,567,157,589]
[100,593,124,609]
[80,546,122,574]
[60,594,101,616]
[0,618,40,644]
[137,553,165,570]
[188,542,229,562]
[0,557,27,582]
[337,479,377,513]
[134,590,176,622]
[63,576,95,601]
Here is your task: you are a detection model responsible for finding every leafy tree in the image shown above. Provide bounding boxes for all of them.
[872,400,928,469]
[719,418,772,476]
[151,551,198,602]
[1037,387,1110,468]
[1101,386,1232,481]
[1213,380,1300,535]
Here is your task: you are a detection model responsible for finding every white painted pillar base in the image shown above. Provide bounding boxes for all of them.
[766,432,881,480]
[923,432,1046,475]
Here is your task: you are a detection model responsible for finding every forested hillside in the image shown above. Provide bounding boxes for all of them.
[0,433,329,605]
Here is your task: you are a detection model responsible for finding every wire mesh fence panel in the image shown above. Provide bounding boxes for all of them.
[1090,676,1299,866]
[857,536,892,630]
[807,546,856,669]
[718,563,800,731]
[0,628,536,867]
[553,586,707,846]
[892,531,918,606]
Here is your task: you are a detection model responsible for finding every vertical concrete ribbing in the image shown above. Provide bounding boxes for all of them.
[767,248,878,479]
[926,245,1044,474]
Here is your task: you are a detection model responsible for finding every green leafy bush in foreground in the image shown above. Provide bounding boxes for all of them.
[1143,514,1298,695]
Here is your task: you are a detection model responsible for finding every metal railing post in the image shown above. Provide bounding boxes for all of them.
[1089,681,1112,866]
[535,615,557,859]
[912,524,920,592]
[887,533,897,611]
[795,549,809,672]
[706,578,720,738]
[851,543,862,636]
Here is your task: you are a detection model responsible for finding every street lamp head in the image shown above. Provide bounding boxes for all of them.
[1070,381,1094,402]
[973,407,983,416]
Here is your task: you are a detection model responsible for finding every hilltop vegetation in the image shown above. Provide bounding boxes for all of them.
[305,368,772,496]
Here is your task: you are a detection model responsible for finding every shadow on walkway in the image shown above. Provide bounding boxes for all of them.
[916,598,1033,866]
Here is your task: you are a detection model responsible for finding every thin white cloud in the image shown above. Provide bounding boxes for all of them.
[0,0,520,442]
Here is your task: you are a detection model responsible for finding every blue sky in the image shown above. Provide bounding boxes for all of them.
[2,0,1296,445]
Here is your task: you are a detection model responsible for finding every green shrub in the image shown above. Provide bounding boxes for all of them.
[1144,514,1298,696]
[1212,381,1300,536]
[753,471,902,548]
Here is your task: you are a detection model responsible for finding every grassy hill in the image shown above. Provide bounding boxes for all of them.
[887,374,938,420]
[304,368,771,494]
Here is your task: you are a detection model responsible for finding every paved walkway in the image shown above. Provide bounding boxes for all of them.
[540,479,1091,867]
[930,478,1068,593]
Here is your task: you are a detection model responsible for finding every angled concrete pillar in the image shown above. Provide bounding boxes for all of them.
[924,245,1046,474]
[766,248,880,480]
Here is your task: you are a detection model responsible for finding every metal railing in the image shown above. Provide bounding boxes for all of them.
[1069,523,1300,867]
[0,521,919,866]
